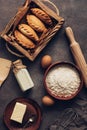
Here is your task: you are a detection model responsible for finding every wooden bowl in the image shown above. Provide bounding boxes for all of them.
[4,98,42,130]
[44,61,83,100]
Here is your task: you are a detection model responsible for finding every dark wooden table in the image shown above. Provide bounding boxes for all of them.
[0,0,87,130]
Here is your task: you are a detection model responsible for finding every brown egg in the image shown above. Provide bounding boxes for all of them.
[41,55,52,69]
[42,95,55,106]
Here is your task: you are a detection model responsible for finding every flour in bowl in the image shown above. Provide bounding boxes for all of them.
[46,64,81,97]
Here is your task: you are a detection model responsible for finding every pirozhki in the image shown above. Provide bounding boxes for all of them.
[26,15,47,32]
[31,8,52,25]
[14,30,35,49]
[18,24,39,42]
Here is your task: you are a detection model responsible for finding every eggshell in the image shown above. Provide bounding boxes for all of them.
[42,95,55,106]
[41,55,52,69]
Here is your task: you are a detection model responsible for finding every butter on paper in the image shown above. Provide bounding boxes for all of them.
[0,58,12,86]
[13,59,34,91]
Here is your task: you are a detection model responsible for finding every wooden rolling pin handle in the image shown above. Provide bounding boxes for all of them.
[65,27,76,44]
[65,27,87,87]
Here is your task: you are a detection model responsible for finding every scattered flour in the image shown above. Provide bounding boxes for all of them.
[46,65,81,97]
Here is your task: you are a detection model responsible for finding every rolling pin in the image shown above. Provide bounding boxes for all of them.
[65,27,87,87]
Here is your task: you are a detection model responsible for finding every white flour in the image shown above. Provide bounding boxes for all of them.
[46,65,81,97]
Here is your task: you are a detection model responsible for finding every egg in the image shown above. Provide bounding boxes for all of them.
[41,55,52,69]
[42,95,55,106]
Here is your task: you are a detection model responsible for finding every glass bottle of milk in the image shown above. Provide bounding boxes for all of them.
[13,59,34,92]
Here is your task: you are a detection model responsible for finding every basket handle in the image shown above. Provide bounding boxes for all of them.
[6,43,24,58]
[24,0,30,7]
[41,0,59,15]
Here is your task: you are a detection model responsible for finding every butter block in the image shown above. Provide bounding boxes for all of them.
[10,102,27,123]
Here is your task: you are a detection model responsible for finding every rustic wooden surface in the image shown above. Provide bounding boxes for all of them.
[0,0,87,130]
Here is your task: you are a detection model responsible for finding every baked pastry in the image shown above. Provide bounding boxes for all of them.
[31,8,52,25]
[18,24,39,42]
[26,15,47,32]
[14,30,35,49]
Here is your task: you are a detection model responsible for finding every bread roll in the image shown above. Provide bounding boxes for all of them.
[26,15,47,32]
[14,30,35,49]
[31,8,52,25]
[18,24,39,42]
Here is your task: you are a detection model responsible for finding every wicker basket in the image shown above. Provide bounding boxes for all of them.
[0,0,64,61]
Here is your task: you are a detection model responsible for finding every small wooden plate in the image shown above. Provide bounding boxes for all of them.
[3,98,42,130]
